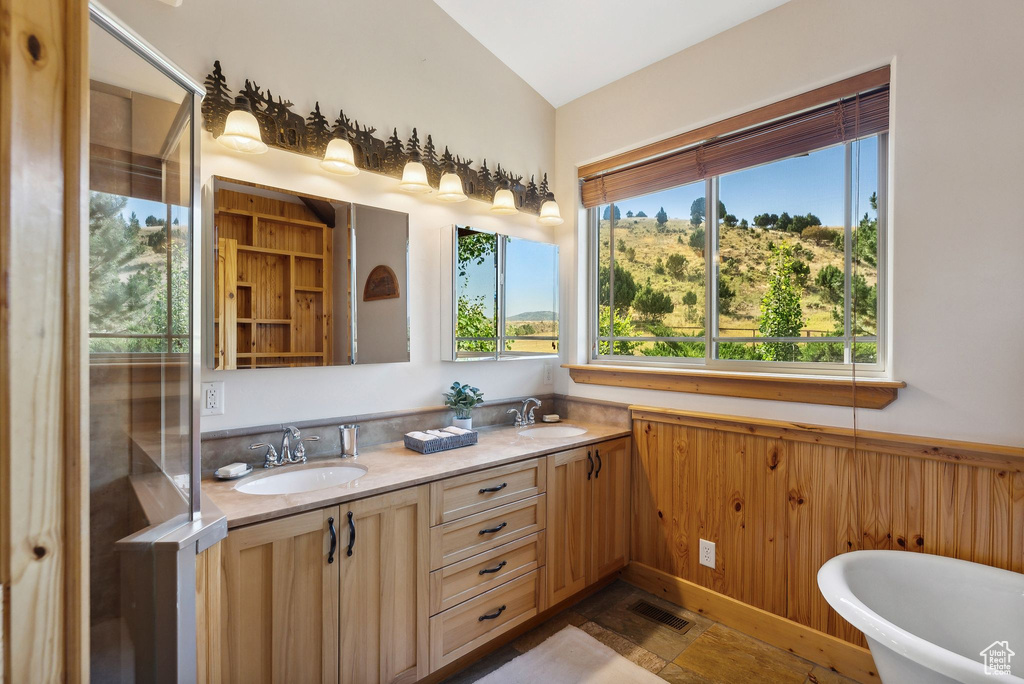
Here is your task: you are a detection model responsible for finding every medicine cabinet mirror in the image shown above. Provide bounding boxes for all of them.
[441,225,559,361]
[209,177,409,369]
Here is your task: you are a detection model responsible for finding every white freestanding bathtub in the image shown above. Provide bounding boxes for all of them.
[818,551,1024,683]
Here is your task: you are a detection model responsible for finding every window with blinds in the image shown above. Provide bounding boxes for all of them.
[586,69,889,373]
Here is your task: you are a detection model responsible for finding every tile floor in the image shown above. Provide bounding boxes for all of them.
[442,580,857,684]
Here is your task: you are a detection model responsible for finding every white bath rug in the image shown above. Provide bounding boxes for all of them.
[475,624,665,683]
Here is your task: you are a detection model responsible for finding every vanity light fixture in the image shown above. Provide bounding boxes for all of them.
[490,182,518,215]
[537,192,564,226]
[216,95,267,154]
[321,138,359,176]
[399,150,431,194]
[436,162,468,203]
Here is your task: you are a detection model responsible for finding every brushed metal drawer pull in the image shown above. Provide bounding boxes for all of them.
[478,521,507,535]
[479,560,508,576]
[479,604,507,621]
[479,482,508,494]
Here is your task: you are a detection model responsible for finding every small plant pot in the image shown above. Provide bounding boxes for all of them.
[452,417,473,430]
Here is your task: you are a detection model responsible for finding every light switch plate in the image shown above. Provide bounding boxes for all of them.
[201,381,225,416]
[699,539,716,569]
[543,362,554,385]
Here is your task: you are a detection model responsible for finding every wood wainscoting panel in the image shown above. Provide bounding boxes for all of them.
[630,408,1024,655]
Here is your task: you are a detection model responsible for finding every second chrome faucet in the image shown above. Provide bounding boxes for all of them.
[507,397,542,428]
[250,425,320,468]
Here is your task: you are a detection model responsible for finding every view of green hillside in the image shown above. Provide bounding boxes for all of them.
[597,194,878,363]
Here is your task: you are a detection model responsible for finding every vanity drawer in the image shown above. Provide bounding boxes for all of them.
[429,531,546,615]
[429,494,546,570]
[430,457,546,525]
[428,568,544,671]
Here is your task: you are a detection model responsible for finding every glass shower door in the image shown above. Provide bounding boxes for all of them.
[87,5,208,682]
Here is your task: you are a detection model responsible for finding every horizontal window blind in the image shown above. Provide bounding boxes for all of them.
[580,84,889,208]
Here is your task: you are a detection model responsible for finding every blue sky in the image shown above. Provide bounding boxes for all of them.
[610,138,879,227]
[459,236,558,319]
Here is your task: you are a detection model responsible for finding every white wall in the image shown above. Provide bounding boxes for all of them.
[553,0,1024,447]
[100,0,558,431]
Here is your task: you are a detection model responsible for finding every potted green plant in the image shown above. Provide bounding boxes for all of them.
[443,381,484,430]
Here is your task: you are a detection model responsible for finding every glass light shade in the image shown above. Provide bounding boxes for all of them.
[399,160,431,193]
[538,199,564,226]
[321,139,359,176]
[436,172,467,202]
[490,188,518,215]
[217,109,267,154]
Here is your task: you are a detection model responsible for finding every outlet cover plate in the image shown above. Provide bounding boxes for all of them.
[699,539,715,569]
[201,381,224,416]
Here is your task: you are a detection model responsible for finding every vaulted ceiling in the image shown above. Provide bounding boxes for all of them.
[432,0,792,107]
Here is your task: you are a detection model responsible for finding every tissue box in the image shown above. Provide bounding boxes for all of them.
[404,429,478,454]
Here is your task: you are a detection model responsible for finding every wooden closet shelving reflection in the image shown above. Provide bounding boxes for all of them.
[214,189,333,369]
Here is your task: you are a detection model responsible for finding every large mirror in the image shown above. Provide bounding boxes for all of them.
[441,225,559,361]
[210,177,409,368]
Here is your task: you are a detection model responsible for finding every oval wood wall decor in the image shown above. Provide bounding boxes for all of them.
[364,265,400,301]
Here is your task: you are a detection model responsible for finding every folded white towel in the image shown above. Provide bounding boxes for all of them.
[426,429,450,439]
[407,431,438,441]
[444,426,471,435]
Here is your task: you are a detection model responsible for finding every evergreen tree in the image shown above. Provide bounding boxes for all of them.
[305,102,331,155]
[656,206,668,226]
[602,205,621,221]
[633,279,674,323]
[758,243,804,361]
[635,210,647,218]
[626,210,634,218]
[689,197,726,227]
[422,134,438,167]
[538,173,550,198]
[201,60,233,135]
[404,128,421,158]
[89,193,151,336]
[598,263,638,313]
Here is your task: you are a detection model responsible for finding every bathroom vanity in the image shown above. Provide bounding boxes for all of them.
[201,423,631,683]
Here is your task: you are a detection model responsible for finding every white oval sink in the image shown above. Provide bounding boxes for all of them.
[519,425,587,439]
[235,465,368,496]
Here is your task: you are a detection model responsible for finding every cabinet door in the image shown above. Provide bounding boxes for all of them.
[221,507,339,684]
[590,437,631,582]
[546,447,592,606]
[339,486,429,684]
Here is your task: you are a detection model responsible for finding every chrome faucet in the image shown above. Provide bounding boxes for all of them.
[522,398,542,425]
[508,398,542,428]
[281,425,319,464]
[250,426,319,468]
[507,407,525,428]
[250,441,282,469]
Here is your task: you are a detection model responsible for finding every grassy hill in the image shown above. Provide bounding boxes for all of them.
[598,216,877,339]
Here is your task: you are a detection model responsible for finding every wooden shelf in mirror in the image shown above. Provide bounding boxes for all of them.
[214,185,333,369]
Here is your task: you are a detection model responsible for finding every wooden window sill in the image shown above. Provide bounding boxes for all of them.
[562,364,905,409]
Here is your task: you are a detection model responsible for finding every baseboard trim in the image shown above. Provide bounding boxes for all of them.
[622,562,878,684]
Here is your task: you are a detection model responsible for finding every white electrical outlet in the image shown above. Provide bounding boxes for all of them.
[543,362,554,385]
[201,381,225,416]
[699,539,716,569]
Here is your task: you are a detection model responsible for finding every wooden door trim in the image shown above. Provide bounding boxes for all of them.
[0,0,89,681]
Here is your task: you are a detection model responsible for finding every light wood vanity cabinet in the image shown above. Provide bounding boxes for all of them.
[338,487,429,684]
[220,506,340,684]
[547,437,631,604]
[218,487,429,684]
[589,437,631,581]
[214,437,630,682]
